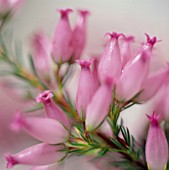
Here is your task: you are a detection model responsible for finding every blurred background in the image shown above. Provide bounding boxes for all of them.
[0,0,169,169]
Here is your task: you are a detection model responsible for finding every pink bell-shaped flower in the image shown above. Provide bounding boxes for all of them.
[5,143,66,168]
[31,31,52,80]
[36,90,70,128]
[52,9,73,63]
[146,112,168,170]
[98,32,122,83]
[72,10,90,60]
[136,64,169,102]
[76,59,96,120]
[11,112,69,144]
[116,34,158,101]
[121,35,134,69]
[85,77,114,131]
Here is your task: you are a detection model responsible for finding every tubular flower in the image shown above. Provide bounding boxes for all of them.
[116,34,158,101]
[36,90,70,128]
[85,77,114,131]
[5,143,66,168]
[52,9,73,63]
[31,31,52,80]
[76,59,96,120]
[146,112,168,170]
[11,112,69,144]
[72,9,90,60]
[136,64,169,102]
[98,32,122,83]
[121,35,134,69]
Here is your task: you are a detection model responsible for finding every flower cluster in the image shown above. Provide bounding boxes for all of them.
[1,7,169,170]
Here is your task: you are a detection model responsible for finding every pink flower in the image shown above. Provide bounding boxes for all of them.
[36,90,70,128]
[52,9,73,63]
[72,9,90,60]
[116,34,158,101]
[98,32,122,83]
[11,112,69,144]
[76,59,96,120]
[121,35,134,69]
[85,77,114,131]
[31,31,52,80]
[146,112,168,170]
[5,143,66,168]
[136,64,169,102]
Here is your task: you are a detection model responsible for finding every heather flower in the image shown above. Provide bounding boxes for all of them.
[86,77,114,131]
[76,59,96,120]
[116,34,157,101]
[98,32,122,83]
[31,31,52,80]
[136,64,169,102]
[121,35,134,69]
[11,112,69,144]
[146,112,168,170]
[5,143,66,168]
[52,9,73,63]
[72,10,90,60]
[36,90,70,128]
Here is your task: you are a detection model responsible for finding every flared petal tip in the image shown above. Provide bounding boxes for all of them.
[123,35,135,42]
[77,9,90,16]
[5,153,17,169]
[76,59,92,69]
[36,90,53,103]
[145,33,161,46]
[57,9,73,16]
[146,112,160,127]
[105,32,124,39]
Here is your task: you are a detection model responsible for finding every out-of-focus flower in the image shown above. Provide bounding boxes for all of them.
[11,112,69,144]
[52,9,73,64]
[116,34,157,101]
[98,32,122,83]
[5,143,66,168]
[86,77,114,131]
[72,9,90,60]
[121,35,134,69]
[76,59,96,120]
[36,90,70,128]
[136,64,169,102]
[145,112,168,170]
[31,31,52,81]
[0,0,24,14]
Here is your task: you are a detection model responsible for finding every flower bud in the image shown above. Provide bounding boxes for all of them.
[52,9,73,63]
[11,112,69,144]
[31,31,52,80]
[36,90,70,128]
[76,59,96,120]
[116,34,157,101]
[5,143,65,168]
[136,65,169,102]
[86,77,114,131]
[98,32,122,83]
[146,112,168,170]
[72,10,90,60]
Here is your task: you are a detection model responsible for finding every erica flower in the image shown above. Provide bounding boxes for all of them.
[72,9,90,60]
[145,112,168,170]
[85,77,114,131]
[5,143,66,168]
[98,32,122,83]
[52,9,73,63]
[11,112,69,144]
[76,59,96,120]
[36,90,70,128]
